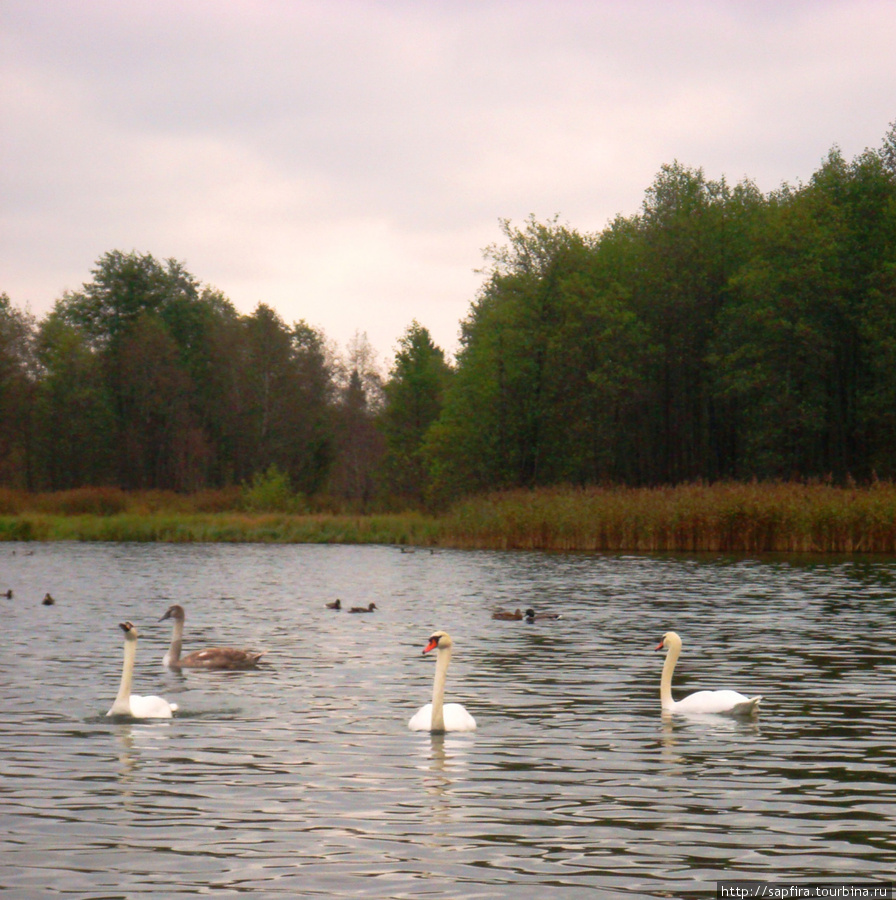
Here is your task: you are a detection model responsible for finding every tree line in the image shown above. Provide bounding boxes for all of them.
[0,249,451,508]
[2,125,895,507]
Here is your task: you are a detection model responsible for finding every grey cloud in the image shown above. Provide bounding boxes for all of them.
[2,0,895,360]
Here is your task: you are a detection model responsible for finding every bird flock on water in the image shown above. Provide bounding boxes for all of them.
[5,546,762,728]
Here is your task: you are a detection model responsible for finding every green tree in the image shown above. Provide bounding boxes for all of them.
[56,251,205,488]
[330,367,384,508]
[290,319,336,495]
[425,217,593,499]
[713,142,896,480]
[0,294,36,487]
[31,312,115,489]
[239,304,335,494]
[379,321,452,503]
[116,311,198,489]
[60,250,199,349]
[629,163,761,481]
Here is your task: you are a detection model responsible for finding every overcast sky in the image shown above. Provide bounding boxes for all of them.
[2,1,894,366]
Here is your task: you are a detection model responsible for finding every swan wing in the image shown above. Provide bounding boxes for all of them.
[408,703,476,732]
[408,703,433,731]
[128,694,177,718]
[442,703,477,732]
[179,647,264,669]
[674,689,758,715]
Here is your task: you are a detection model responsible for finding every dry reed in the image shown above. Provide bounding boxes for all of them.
[439,482,896,553]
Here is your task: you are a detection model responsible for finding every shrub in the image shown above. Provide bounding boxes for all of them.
[241,466,303,512]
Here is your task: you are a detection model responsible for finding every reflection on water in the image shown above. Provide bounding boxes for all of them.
[1,543,895,898]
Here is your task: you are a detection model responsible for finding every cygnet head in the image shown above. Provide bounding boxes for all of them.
[655,631,682,652]
[422,631,452,654]
[160,604,185,623]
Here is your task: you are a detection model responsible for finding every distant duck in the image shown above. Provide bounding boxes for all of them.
[3,589,12,599]
[655,631,762,716]
[107,622,178,718]
[326,599,342,610]
[348,603,377,613]
[524,608,561,622]
[42,593,55,606]
[491,608,523,621]
[160,604,265,670]
[400,547,416,554]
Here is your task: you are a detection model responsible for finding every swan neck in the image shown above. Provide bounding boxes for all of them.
[430,645,451,732]
[166,619,184,665]
[111,637,137,714]
[660,641,680,710]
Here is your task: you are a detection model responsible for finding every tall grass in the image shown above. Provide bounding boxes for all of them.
[441,482,896,553]
[2,483,896,553]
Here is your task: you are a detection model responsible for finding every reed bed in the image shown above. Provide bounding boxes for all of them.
[2,483,896,553]
[441,482,896,553]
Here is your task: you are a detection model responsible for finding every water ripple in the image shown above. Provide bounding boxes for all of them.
[1,543,895,897]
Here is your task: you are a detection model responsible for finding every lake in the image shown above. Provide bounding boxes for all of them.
[1,542,895,898]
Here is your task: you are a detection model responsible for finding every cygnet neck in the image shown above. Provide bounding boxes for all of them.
[165,617,184,666]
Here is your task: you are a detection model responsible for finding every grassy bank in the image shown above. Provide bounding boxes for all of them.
[2,483,896,553]
[0,510,442,545]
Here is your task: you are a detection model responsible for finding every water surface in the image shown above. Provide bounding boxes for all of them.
[1,543,894,897]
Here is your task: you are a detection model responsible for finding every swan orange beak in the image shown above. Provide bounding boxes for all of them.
[423,637,439,654]
[654,638,665,651]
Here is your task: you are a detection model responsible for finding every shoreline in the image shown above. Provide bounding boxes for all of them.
[3,482,896,554]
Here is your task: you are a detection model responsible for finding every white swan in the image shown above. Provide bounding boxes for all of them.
[656,631,761,716]
[408,631,477,733]
[107,622,178,718]
[160,604,265,670]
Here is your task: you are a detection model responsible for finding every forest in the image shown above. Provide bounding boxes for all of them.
[1,125,895,511]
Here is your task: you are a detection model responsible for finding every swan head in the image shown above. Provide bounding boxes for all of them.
[423,631,452,654]
[119,621,139,642]
[655,631,682,652]
[160,604,185,623]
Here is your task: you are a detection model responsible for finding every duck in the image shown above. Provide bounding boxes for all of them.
[107,622,178,718]
[408,631,477,732]
[3,589,12,599]
[42,593,55,606]
[326,599,342,610]
[491,608,523,621]
[655,631,761,716]
[524,608,561,622]
[348,602,377,613]
[160,604,265,669]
